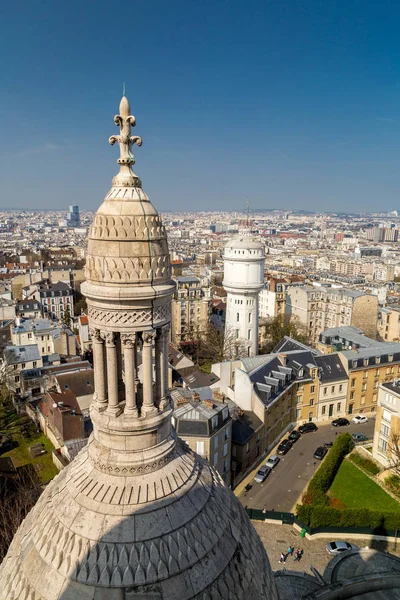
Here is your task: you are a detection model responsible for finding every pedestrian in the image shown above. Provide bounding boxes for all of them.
[279,552,285,563]
[262,505,267,514]
[287,546,294,557]
[298,549,304,562]
[294,549,300,562]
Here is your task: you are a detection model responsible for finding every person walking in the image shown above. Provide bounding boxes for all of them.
[287,546,294,557]
[294,549,300,562]
[279,552,286,563]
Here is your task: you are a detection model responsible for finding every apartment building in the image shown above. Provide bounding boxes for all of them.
[378,307,400,342]
[372,381,400,469]
[171,388,232,484]
[170,275,211,345]
[339,343,400,415]
[314,354,348,421]
[285,283,378,346]
[3,344,43,396]
[259,276,286,319]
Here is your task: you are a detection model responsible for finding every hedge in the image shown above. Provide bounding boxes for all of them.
[303,432,353,505]
[349,453,380,475]
[296,505,400,530]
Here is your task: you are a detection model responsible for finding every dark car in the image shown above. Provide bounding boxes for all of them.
[314,446,328,460]
[298,422,318,434]
[288,430,301,442]
[332,418,350,427]
[277,439,293,455]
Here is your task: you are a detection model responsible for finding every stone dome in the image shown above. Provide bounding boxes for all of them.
[0,95,278,600]
[225,237,264,251]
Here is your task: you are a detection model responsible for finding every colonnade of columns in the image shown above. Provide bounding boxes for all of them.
[91,325,169,416]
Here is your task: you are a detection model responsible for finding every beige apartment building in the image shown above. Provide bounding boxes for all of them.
[378,307,400,342]
[170,275,211,346]
[285,284,378,346]
[372,382,400,468]
[258,276,286,319]
[171,388,232,485]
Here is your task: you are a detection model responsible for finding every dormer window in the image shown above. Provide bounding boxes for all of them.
[298,369,304,377]
[364,358,369,367]
[212,416,218,430]
[388,355,393,362]
[353,360,358,368]
[376,357,381,364]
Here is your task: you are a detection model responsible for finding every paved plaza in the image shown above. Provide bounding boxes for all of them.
[252,521,400,575]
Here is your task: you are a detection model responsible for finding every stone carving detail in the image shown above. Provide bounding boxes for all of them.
[86,254,170,283]
[142,331,156,345]
[89,214,166,241]
[88,304,170,326]
[120,333,136,348]
[91,450,175,477]
[102,332,115,345]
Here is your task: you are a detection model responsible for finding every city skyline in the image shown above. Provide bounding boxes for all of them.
[1,1,400,213]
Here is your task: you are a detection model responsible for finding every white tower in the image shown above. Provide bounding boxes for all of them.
[223,237,265,357]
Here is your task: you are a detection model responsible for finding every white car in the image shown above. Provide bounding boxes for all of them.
[266,455,280,469]
[326,541,358,555]
[352,415,368,424]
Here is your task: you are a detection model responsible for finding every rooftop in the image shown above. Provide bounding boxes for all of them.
[4,344,41,365]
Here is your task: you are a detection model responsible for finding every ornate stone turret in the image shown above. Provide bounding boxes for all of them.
[0,95,278,600]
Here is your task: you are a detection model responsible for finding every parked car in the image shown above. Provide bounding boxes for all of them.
[288,430,301,442]
[298,422,318,434]
[266,455,280,469]
[352,433,368,443]
[326,541,359,555]
[277,439,293,455]
[254,465,272,483]
[352,415,368,424]
[314,446,328,460]
[331,418,350,427]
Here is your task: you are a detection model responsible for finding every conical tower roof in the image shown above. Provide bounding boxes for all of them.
[0,95,278,600]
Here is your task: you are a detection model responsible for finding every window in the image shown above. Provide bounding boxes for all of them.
[381,423,390,438]
[196,441,205,455]
[322,406,326,415]
[222,407,229,421]
[388,355,393,362]
[245,442,250,454]
[223,442,228,457]
[351,378,356,387]
[376,357,381,364]
[323,387,327,395]
[236,312,239,322]
[350,391,354,400]
[236,330,239,340]
[309,398,314,406]
[331,386,335,394]
[223,458,229,473]
[362,383,367,392]
[352,360,358,368]
[42,347,45,353]
[311,385,315,393]
[33,361,37,368]
[27,333,32,339]
[296,395,302,404]
[379,438,388,453]
[213,452,218,466]
[14,375,19,383]
[21,363,25,369]
[339,384,343,392]
[212,415,218,430]
[247,330,251,340]
[337,403,341,412]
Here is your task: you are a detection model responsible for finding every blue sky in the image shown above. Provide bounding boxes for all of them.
[1,0,400,213]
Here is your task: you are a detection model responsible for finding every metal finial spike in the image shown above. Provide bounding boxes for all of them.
[123,81,126,97]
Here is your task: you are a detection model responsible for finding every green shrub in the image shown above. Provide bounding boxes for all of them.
[295,505,400,530]
[349,453,380,475]
[385,475,400,498]
[296,504,313,526]
[329,497,346,510]
[304,432,353,505]
[310,506,341,528]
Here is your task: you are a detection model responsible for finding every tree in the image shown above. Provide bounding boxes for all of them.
[73,293,87,316]
[199,324,246,363]
[63,306,72,329]
[259,314,308,354]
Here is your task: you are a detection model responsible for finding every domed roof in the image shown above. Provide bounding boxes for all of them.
[0,435,277,599]
[84,94,170,292]
[225,236,264,250]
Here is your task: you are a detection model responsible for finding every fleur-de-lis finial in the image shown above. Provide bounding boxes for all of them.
[109,94,143,187]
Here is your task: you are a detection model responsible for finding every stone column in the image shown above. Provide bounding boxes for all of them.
[121,333,137,415]
[91,328,107,410]
[142,331,156,414]
[105,332,120,415]
[133,339,140,389]
[155,329,162,406]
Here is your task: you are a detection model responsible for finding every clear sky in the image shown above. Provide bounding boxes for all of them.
[1,0,400,213]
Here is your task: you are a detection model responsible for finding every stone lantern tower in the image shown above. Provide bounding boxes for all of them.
[0,96,278,600]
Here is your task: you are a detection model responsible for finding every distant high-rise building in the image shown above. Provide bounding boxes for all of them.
[67,204,80,227]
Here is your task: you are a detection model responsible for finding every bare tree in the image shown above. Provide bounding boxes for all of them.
[383,432,400,476]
